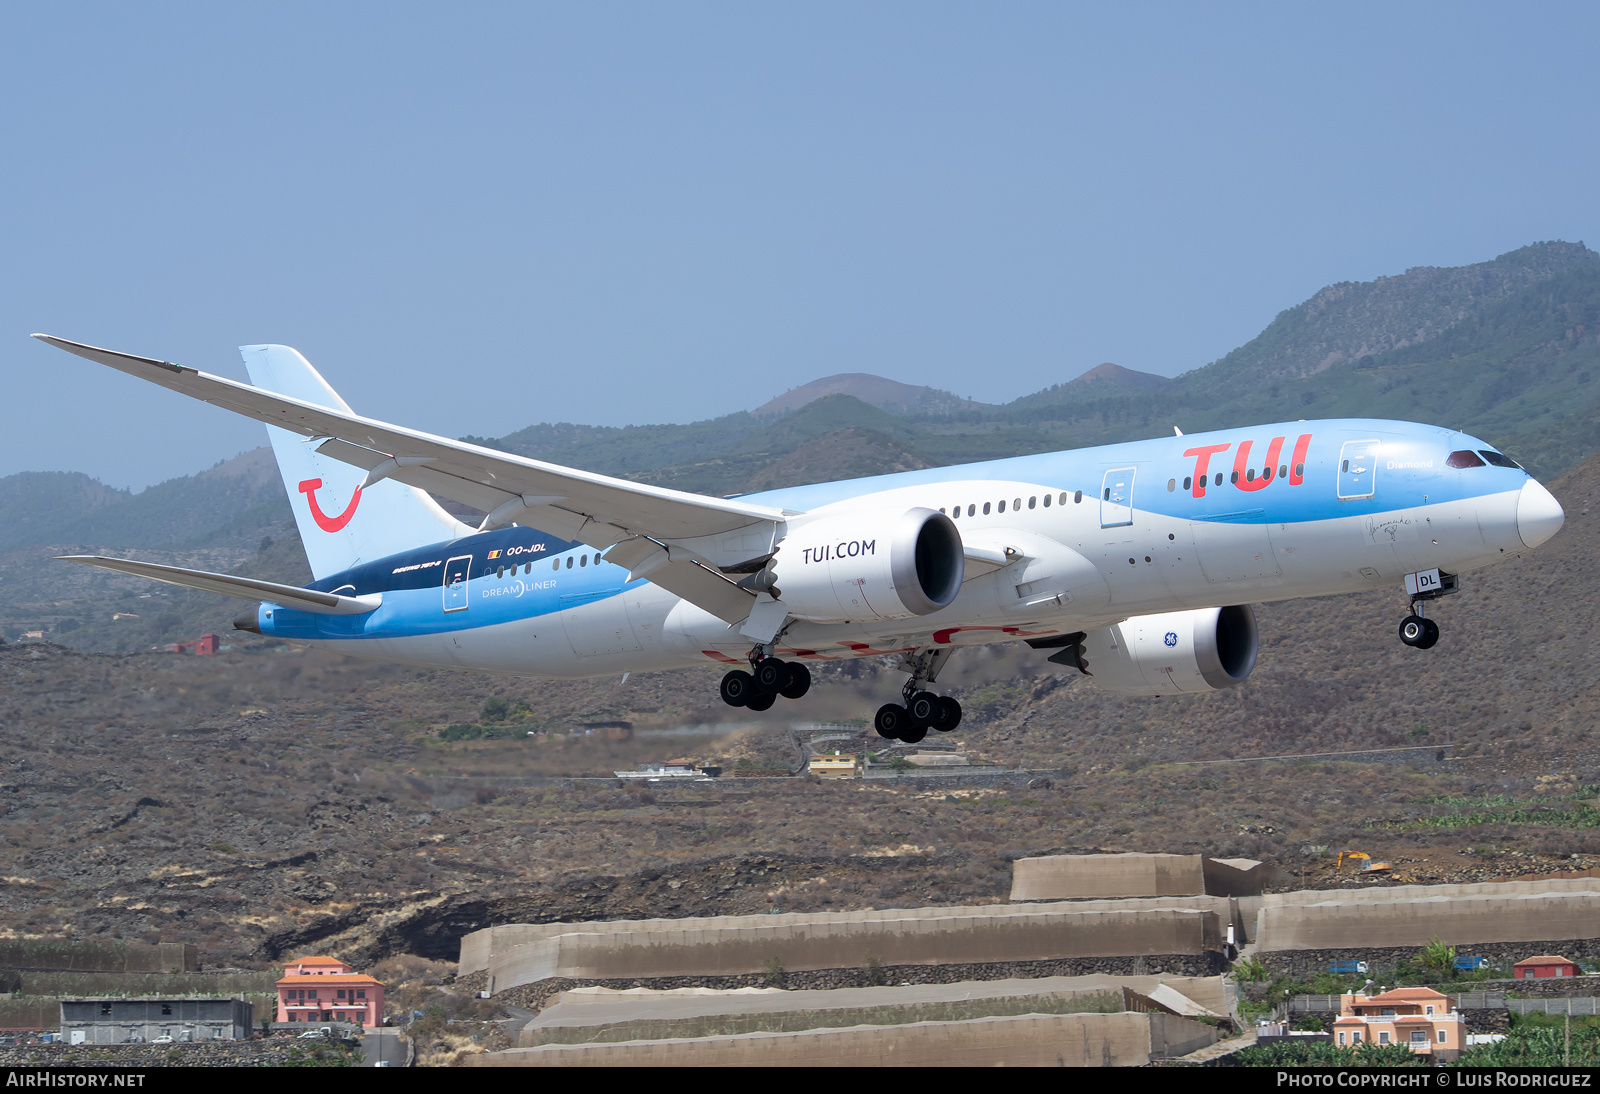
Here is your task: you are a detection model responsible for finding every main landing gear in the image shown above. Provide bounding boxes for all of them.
[720,647,812,712]
[873,647,962,744]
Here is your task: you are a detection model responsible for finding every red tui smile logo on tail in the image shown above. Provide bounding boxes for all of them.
[298,479,362,532]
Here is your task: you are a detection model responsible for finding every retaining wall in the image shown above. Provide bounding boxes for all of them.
[461,896,1233,976]
[486,907,1222,994]
[1253,890,1600,953]
[469,1010,1216,1067]
[1010,853,1272,901]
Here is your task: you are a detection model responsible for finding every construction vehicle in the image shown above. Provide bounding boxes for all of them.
[1336,851,1393,873]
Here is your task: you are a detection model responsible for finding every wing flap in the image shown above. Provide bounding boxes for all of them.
[59,556,381,616]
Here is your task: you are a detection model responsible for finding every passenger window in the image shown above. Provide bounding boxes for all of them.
[552,559,559,571]
[1183,476,1192,491]
[1447,450,1485,468]
[1013,497,1021,510]
[579,555,587,567]
[496,566,504,578]
[1028,496,1036,509]
[1043,494,1051,507]
[1167,478,1175,492]
[1294,462,1304,478]
[1213,472,1222,486]
[1278,464,1288,479]
[997,500,1006,513]
[565,557,573,569]
[525,563,532,574]
[1230,471,1239,484]
[967,504,975,517]
[1072,491,1081,504]
[982,502,991,515]
[939,507,946,514]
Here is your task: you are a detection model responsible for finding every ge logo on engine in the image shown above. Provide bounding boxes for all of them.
[1164,631,1178,647]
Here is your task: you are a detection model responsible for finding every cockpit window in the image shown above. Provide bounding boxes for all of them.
[1446,450,1486,469]
[1479,450,1522,469]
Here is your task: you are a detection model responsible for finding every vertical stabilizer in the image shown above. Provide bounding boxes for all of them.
[242,345,472,580]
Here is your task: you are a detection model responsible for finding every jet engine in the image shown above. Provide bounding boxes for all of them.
[767,507,964,624]
[1053,605,1258,696]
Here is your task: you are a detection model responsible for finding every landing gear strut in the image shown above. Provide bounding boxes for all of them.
[720,646,811,710]
[874,647,962,743]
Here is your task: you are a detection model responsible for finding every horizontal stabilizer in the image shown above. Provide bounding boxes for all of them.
[58,556,382,616]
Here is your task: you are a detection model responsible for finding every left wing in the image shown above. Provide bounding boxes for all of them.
[60,556,381,615]
[35,335,783,624]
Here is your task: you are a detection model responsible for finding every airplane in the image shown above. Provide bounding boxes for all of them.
[33,335,1566,744]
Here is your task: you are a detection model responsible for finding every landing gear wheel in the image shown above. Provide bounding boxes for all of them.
[745,692,777,712]
[874,703,909,740]
[899,725,928,745]
[932,697,963,733]
[753,658,787,695]
[720,669,756,706]
[906,690,942,728]
[1398,615,1427,647]
[779,662,812,700]
[1416,618,1440,649]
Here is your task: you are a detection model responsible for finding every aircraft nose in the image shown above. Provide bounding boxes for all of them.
[1517,478,1565,549]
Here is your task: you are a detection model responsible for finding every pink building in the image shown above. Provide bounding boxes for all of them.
[275,956,385,1028]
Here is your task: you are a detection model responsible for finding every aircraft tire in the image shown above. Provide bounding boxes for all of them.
[874,703,908,740]
[746,692,777,712]
[753,658,787,695]
[1416,618,1440,649]
[907,691,941,728]
[779,662,812,700]
[720,669,756,706]
[1398,615,1427,647]
[933,697,963,732]
[899,725,928,745]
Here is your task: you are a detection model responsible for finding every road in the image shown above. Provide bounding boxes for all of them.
[362,1028,408,1067]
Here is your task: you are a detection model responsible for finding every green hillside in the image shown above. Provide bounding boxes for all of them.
[0,449,290,554]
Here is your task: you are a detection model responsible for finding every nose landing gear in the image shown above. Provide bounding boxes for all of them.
[1398,612,1440,649]
[1396,568,1457,650]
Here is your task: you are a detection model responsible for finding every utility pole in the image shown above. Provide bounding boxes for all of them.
[1566,1011,1571,1068]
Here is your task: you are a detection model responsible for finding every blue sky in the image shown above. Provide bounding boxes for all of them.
[3,3,1597,489]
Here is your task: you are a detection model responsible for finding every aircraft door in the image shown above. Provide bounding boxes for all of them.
[1100,467,1135,528]
[443,555,472,613]
[1337,440,1378,500]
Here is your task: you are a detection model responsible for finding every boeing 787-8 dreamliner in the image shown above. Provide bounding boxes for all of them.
[33,335,1565,743]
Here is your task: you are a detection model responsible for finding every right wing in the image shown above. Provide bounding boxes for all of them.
[59,556,382,615]
[35,335,790,624]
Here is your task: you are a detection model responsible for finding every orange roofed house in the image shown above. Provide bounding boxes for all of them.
[1333,987,1462,1062]
[275,957,385,1027]
[1514,955,1579,979]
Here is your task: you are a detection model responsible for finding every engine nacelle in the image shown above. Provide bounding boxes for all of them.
[1057,605,1258,696]
[769,507,964,623]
